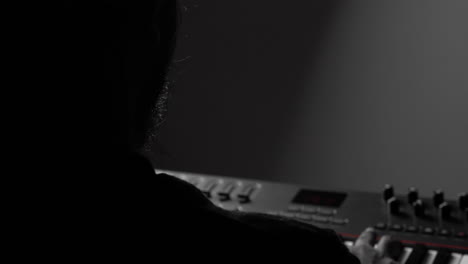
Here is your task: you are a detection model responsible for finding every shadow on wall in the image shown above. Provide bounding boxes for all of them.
[151,0,468,198]
[151,0,345,177]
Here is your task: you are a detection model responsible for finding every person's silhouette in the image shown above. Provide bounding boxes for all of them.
[28,1,396,262]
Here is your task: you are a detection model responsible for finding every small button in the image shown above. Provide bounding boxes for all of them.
[375,222,387,230]
[391,224,403,231]
[317,208,337,216]
[311,215,329,223]
[186,177,201,187]
[199,179,217,198]
[455,231,466,239]
[406,225,418,233]
[236,184,257,203]
[216,181,237,201]
[295,213,312,221]
[438,229,451,237]
[423,227,434,235]
[288,205,302,212]
[302,206,317,214]
[329,217,349,225]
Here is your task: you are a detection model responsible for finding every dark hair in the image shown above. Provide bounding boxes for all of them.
[57,0,179,156]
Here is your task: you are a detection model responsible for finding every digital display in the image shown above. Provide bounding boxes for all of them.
[292,189,347,208]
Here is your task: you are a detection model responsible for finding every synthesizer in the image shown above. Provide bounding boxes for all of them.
[156,169,468,264]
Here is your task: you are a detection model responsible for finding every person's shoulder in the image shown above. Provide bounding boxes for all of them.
[182,208,360,262]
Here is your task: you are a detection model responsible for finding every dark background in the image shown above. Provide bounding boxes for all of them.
[151,0,468,198]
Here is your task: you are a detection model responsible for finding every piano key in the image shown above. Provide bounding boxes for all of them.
[448,253,463,264]
[460,255,468,264]
[387,240,404,261]
[405,244,428,264]
[433,249,452,264]
[422,250,437,264]
[400,247,413,264]
[344,240,353,250]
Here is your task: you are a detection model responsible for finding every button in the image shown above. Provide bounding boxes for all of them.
[199,179,217,198]
[438,229,451,237]
[302,206,317,214]
[287,205,302,212]
[375,222,387,230]
[455,231,466,239]
[390,224,403,231]
[317,208,337,216]
[311,215,329,223]
[422,227,434,235]
[329,217,349,225]
[295,213,312,221]
[405,225,418,233]
[216,181,236,201]
[236,184,257,203]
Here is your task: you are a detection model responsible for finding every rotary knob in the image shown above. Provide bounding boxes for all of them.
[408,187,419,205]
[383,184,394,202]
[413,199,425,218]
[458,192,467,210]
[433,189,445,208]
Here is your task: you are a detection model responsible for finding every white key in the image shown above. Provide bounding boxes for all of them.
[460,254,468,264]
[400,247,413,264]
[422,250,437,264]
[448,253,463,264]
[344,241,353,250]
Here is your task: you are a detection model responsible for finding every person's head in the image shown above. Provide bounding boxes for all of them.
[57,1,179,158]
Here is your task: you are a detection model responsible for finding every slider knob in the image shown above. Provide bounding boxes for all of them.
[439,202,452,220]
[413,199,425,217]
[383,184,394,202]
[408,187,419,205]
[433,189,445,208]
[388,197,400,215]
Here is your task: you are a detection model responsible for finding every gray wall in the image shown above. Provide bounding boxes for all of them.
[152,0,468,199]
